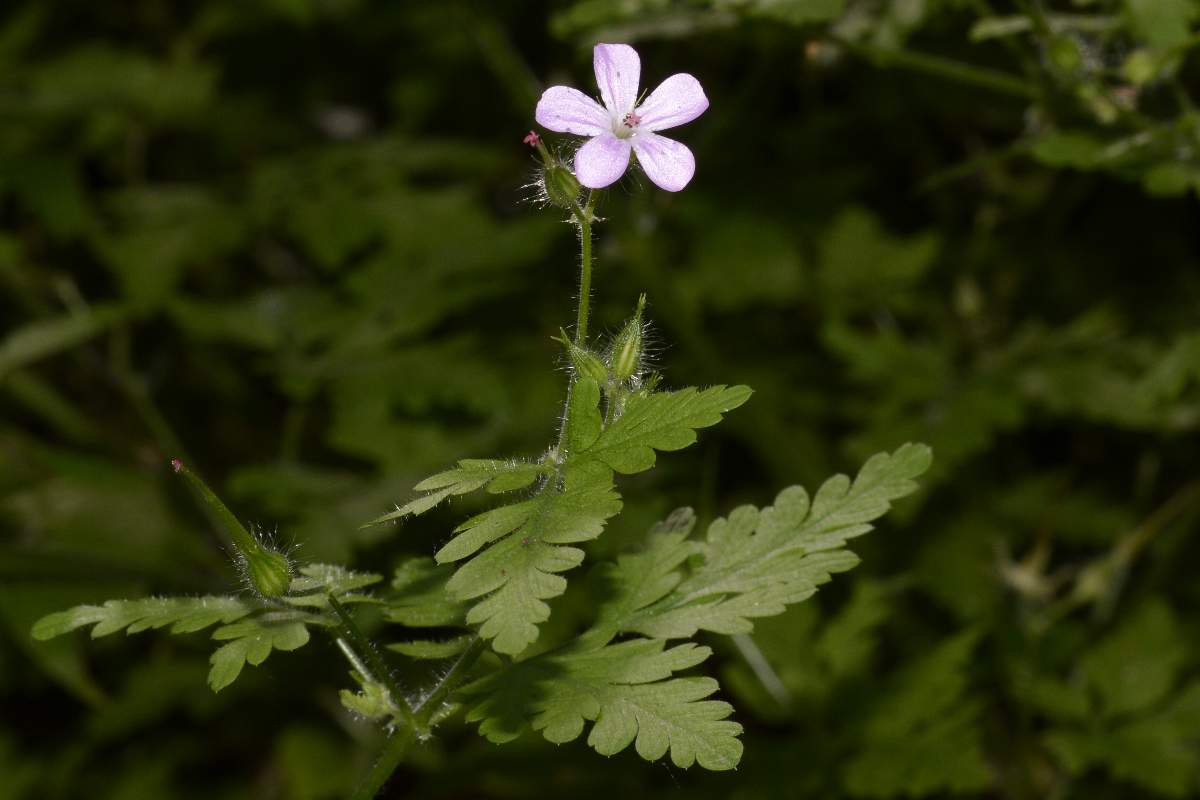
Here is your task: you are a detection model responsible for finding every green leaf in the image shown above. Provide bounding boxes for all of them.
[580,385,752,474]
[842,631,992,797]
[387,634,473,659]
[0,305,130,380]
[1046,684,1200,797]
[1125,0,1196,49]
[565,377,603,453]
[208,616,311,691]
[367,459,552,525]
[340,678,401,722]
[461,638,742,770]
[605,444,932,639]
[445,463,622,655]
[384,557,467,627]
[31,595,317,693]
[376,380,749,655]
[32,596,254,640]
[1081,601,1188,718]
[282,563,383,608]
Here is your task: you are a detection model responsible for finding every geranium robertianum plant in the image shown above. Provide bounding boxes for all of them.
[32,43,931,799]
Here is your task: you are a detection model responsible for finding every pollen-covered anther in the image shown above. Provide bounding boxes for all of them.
[621,111,642,128]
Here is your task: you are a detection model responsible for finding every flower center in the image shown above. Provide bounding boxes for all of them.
[614,110,642,139]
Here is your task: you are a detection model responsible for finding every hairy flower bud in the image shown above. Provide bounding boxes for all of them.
[173,458,293,598]
[609,294,646,383]
[543,161,582,208]
[557,328,609,384]
[245,546,292,598]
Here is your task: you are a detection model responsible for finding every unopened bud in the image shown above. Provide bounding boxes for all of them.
[609,294,646,382]
[556,328,609,384]
[173,458,292,598]
[543,161,582,208]
[245,547,292,598]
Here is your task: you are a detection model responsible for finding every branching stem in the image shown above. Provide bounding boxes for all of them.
[328,595,417,731]
[414,635,487,723]
[555,191,600,464]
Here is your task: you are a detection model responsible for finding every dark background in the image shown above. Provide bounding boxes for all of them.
[3,1,1199,798]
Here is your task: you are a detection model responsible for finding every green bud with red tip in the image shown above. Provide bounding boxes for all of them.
[172,458,292,598]
[526,130,582,209]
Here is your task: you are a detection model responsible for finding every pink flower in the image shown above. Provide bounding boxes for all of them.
[535,43,708,192]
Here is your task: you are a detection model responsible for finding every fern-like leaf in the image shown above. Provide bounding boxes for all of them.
[368,459,552,524]
[596,443,932,640]
[460,638,742,770]
[282,563,383,608]
[32,596,255,640]
[445,462,622,655]
[208,615,312,691]
[579,385,753,474]
[382,381,750,656]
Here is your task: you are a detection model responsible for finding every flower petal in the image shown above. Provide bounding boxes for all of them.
[535,86,610,136]
[631,133,695,192]
[574,132,632,189]
[635,73,708,132]
[593,43,640,116]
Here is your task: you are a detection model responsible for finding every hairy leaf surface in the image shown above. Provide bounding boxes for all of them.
[460,639,742,770]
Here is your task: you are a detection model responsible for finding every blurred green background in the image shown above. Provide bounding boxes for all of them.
[3,1,1200,798]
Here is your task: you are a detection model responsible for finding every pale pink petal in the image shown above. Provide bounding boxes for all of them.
[535,86,610,136]
[635,73,709,132]
[593,43,640,116]
[631,132,695,192]
[574,132,632,189]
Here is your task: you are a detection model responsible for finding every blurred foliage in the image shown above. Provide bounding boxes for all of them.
[2,0,1200,798]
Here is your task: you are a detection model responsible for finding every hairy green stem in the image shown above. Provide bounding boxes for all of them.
[353,637,488,800]
[414,635,487,723]
[572,191,597,345]
[350,726,415,800]
[555,191,599,463]
[328,595,418,731]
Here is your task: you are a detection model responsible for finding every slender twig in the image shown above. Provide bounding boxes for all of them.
[350,637,488,800]
[328,595,417,730]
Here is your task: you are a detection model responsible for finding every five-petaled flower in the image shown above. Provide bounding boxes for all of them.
[535,43,708,192]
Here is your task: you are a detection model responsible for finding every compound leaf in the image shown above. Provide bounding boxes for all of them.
[208,615,312,691]
[604,444,931,639]
[461,638,742,770]
[581,385,752,474]
[32,596,255,640]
